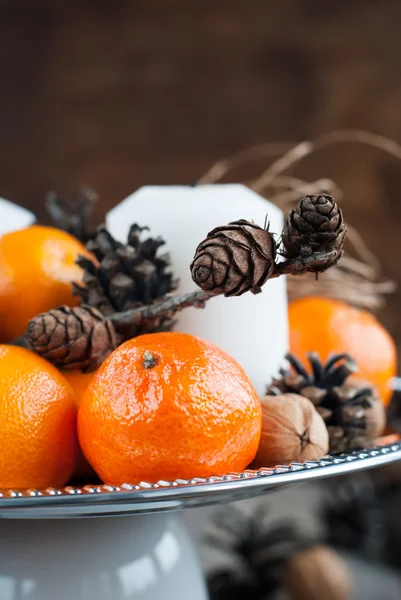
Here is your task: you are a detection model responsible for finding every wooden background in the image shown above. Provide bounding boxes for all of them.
[1,0,401,355]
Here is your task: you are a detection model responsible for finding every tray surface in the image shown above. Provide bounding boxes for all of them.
[0,441,400,519]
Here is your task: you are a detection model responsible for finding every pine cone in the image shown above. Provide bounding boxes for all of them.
[191,220,276,296]
[73,224,177,338]
[45,186,98,243]
[268,353,386,454]
[27,305,118,371]
[205,505,308,597]
[322,475,386,559]
[282,194,346,262]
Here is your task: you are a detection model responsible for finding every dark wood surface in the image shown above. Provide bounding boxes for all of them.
[1,0,401,355]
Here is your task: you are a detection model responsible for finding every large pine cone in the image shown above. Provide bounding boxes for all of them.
[73,225,177,338]
[282,194,346,260]
[27,305,117,371]
[269,353,386,455]
[191,220,276,296]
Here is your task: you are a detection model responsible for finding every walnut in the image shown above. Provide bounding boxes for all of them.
[252,393,329,467]
[284,545,352,600]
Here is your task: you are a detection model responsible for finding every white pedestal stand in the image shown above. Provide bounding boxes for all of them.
[0,513,207,599]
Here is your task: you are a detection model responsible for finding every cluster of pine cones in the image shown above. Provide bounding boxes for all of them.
[268,352,386,455]
[191,193,345,295]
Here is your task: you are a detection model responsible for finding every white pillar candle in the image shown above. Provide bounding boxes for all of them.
[106,184,288,395]
[0,197,35,235]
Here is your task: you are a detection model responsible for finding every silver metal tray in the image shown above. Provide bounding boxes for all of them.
[0,440,400,519]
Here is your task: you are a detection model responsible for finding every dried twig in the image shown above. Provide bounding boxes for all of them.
[198,129,399,311]
[110,290,212,332]
[112,247,341,333]
[197,142,292,185]
[251,130,401,193]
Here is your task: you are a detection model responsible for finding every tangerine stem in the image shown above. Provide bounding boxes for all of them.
[143,351,158,369]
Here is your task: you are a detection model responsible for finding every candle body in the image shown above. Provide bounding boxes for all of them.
[107,184,288,395]
[0,197,35,235]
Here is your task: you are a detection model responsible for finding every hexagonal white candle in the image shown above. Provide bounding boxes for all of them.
[106,185,288,395]
[0,197,35,235]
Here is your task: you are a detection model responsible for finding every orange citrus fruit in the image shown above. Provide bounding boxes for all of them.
[0,345,78,488]
[63,370,95,404]
[63,370,97,481]
[289,297,397,406]
[0,225,90,342]
[78,332,262,484]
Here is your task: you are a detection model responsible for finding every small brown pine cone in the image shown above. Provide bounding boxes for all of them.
[282,194,346,260]
[27,305,118,371]
[191,220,276,296]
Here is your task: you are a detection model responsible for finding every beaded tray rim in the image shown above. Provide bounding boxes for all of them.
[0,441,400,519]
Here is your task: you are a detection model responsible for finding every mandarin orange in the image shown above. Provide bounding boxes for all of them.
[0,225,91,341]
[63,369,97,481]
[78,332,262,484]
[289,297,396,406]
[0,346,78,488]
[63,370,95,403]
